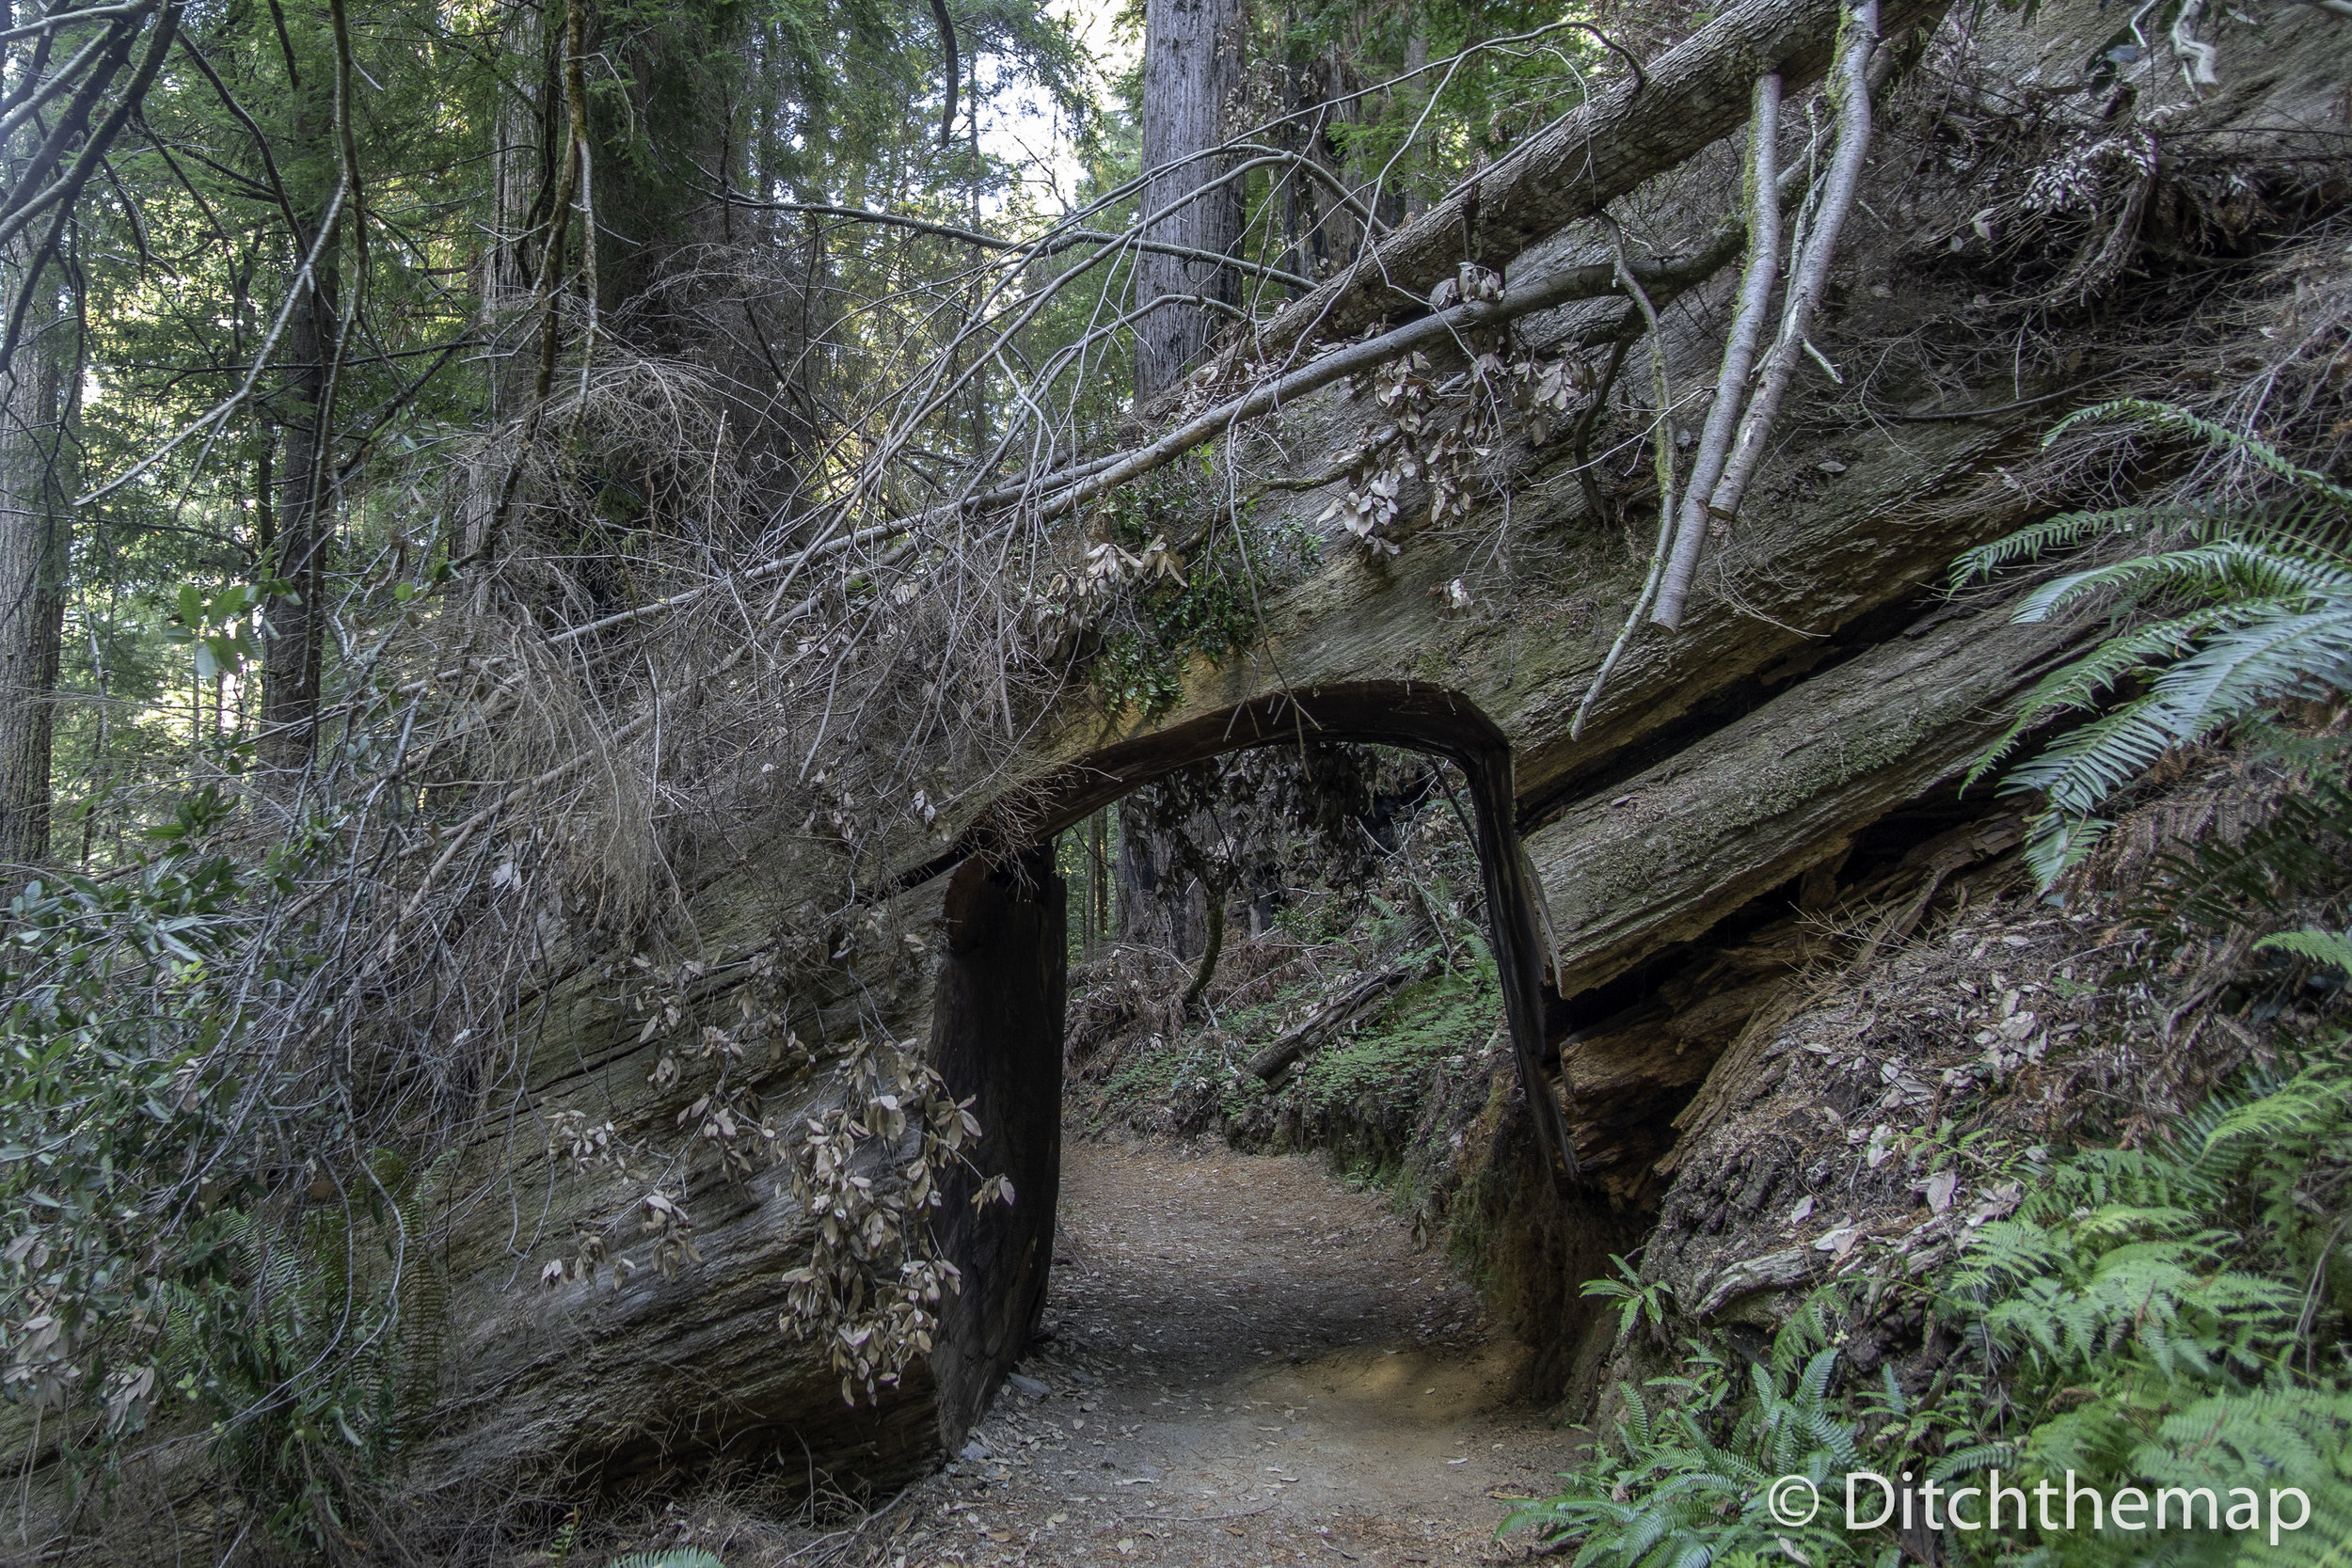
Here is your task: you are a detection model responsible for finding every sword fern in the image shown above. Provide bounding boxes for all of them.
[1952,401,2352,883]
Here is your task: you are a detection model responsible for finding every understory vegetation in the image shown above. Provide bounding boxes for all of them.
[2,0,2347,1558]
[1514,1060,2352,1567]
[1492,407,2352,1565]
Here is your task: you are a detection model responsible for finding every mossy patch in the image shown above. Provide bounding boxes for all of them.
[1296,955,1500,1113]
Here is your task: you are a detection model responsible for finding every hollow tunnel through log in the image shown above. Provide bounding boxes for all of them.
[920,683,1595,1449]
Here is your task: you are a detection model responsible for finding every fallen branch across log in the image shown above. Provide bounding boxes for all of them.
[487,1,1925,677]
[1246,968,1414,1081]
[1243,0,1950,364]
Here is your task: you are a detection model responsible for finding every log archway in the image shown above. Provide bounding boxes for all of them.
[921,682,1581,1441]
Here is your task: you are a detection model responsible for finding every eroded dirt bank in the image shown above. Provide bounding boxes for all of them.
[640,1134,1581,1567]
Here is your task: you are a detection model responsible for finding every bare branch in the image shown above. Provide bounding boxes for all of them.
[1652,72,1783,630]
[1242,0,1949,366]
[1697,0,1880,545]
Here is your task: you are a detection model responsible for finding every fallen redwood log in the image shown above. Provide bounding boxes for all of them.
[1246,967,1415,1080]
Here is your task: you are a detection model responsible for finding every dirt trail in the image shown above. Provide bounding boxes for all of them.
[882,1132,1585,1568]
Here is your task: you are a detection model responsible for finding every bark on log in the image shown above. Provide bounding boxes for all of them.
[1530,597,2091,1008]
[1244,0,1950,363]
[1529,602,2087,1197]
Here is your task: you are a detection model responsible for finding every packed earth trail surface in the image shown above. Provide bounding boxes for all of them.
[874,1133,1585,1568]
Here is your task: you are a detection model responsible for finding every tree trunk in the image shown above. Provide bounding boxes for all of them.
[1180,882,1226,1015]
[1115,797,1204,958]
[0,268,67,866]
[479,0,549,427]
[1136,0,1244,402]
[261,238,339,769]
[1399,24,1430,221]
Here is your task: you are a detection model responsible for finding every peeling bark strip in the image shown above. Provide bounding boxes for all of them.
[1245,0,1951,363]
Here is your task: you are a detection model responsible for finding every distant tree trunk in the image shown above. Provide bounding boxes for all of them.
[1273,20,1351,292]
[1116,797,1205,959]
[1180,882,1226,1015]
[1136,0,1244,402]
[479,0,549,425]
[262,216,341,770]
[1399,24,1430,220]
[0,276,68,866]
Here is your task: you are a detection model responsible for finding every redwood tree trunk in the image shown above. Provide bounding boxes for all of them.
[1136,0,1243,402]
[0,278,68,866]
[1115,797,1205,959]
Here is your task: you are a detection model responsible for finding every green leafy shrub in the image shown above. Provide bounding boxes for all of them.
[0,790,416,1546]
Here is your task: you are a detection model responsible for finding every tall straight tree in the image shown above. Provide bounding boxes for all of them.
[1135,0,1242,402]
[0,0,84,865]
[0,275,68,865]
[260,57,346,769]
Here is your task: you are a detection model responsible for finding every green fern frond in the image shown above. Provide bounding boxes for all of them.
[1926,1442,2015,1482]
[1957,399,2352,888]
[1617,1382,1655,1455]
[2158,603,2352,726]
[2044,398,2352,510]
[2201,1069,2352,1166]
[2020,812,2113,885]
[610,1550,724,1568]
[2036,1147,2221,1214]
[1998,596,2352,825]
[2011,541,2352,625]
[1952,492,2349,597]
[1962,604,2262,788]
[2005,704,2189,818]
[2254,928,2352,974]
[1950,504,2187,590]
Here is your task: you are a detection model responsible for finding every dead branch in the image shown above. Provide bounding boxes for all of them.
[1691,0,1880,556]
[1241,0,1949,367]
[1245,968,1414,1080]
[1651,72,1783,629]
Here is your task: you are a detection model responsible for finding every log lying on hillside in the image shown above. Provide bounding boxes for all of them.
[1529,596,2089,1194]
[1531,598,2085,1006]
[1246,967,1414,1080]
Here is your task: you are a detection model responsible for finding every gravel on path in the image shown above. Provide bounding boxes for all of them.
[872,1132,1587,1568]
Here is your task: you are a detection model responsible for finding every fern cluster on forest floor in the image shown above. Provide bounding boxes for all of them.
[1510,1053,2352,1567]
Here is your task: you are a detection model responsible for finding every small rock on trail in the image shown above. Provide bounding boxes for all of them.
[886,1132,1585,1567]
